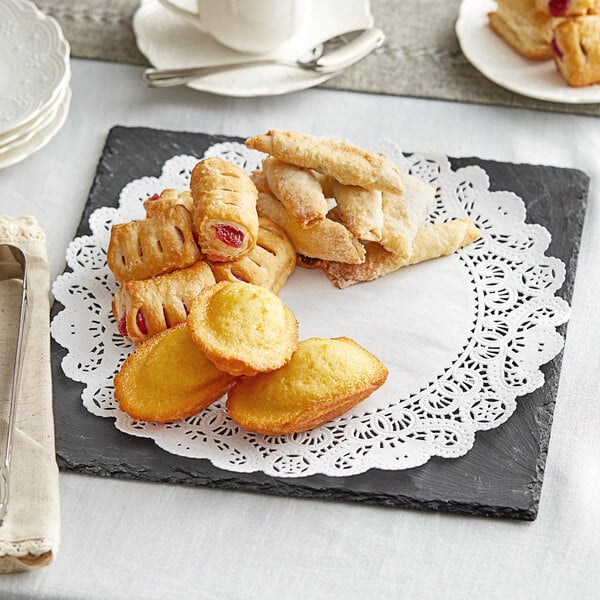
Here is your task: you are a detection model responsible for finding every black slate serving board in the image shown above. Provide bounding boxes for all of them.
[51,126,589,520]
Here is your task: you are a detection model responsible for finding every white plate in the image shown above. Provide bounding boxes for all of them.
[0,0,71,136]
[456,0,600,104]
[0,86,71,169]
[0,81,70,151]
[133,0,374,97]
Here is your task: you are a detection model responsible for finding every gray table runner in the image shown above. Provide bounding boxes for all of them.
[37,0,600,116]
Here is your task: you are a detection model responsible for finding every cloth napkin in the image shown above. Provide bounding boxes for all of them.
[0,216,60,573]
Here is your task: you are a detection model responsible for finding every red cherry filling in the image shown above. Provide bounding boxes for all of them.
[548,0,569,16]
[214,224,244,248]
[117,314,128,337]
[551,37,563,59]
[136,310,148,335]
[147,193,159,201]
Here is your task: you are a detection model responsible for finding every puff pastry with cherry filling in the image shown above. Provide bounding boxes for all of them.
[144,188,193,218]
[107,204,201,283]
[246,130,404,194]
[190,157,259,262]
[552,16,600,86]
[210,217,296,294]
[112,260,216,345]
[322,218,481,289]
[261,157,329,228]
[535,0,599,16]
[488,0,558,59]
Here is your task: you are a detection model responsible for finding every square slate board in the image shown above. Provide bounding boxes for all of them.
[51,126,589,520]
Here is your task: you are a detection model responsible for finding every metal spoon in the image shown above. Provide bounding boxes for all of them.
[0,244,28,526]
[142,27,385,88]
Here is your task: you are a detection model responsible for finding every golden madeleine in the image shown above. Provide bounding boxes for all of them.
[226,337,388,435]
[114,324,235,422]
[187,281,299,376]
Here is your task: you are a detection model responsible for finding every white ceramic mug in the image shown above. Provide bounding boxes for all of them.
[158,0,311,54]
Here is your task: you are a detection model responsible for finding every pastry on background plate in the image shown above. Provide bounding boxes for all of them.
[114,324,235,423]
[535,0,599,15]
[107,204,201,283]
[488,0,558,59]
[187,281,298,377]
[226,337,388,436]
[143,188,193,218]
[552,15,600,85]
[190,157,259,262]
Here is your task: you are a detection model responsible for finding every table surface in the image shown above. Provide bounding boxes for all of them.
[0,58,599,600]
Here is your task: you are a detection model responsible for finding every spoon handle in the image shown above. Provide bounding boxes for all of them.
[142,59,295,87]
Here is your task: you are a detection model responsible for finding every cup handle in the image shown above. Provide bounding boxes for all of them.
[157,0,206,31]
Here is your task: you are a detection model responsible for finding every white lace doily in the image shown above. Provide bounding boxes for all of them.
[50,141,570,478]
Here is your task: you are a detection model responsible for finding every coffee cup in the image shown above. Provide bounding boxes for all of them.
[157,0,311,55]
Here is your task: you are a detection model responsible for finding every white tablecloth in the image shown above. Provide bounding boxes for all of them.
[0,59,599,599]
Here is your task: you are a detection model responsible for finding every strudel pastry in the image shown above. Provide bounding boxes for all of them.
[112,260,216,345]
[322,218,481,288]
[245,130,404,194]
[226,337,388,435]
[187,281,299,377]
[488,0,558,59]
[107,204,201,283]
[257,191,366,265]
[210,217,296,294]
[114,324,235,422]
[552,16,600,86]
[261,157,329,228]
[535,0,599,15]
[144,188,193,218]
[190,157,259,262]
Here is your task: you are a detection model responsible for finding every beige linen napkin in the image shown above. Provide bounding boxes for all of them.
[0,216,59,572]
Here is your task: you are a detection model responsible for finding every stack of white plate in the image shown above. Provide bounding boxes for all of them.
[0,0,71,169]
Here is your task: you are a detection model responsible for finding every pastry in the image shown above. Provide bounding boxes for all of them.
[488,0,558,59]
[322,218,481,288]
[114,324,235,422]
[257,191,365,264]
[261,157,329,228]
[226,337,388,435]
[187,281,299,377]
[535,0,599,15]
[189,157,259,262]
[245,130,404,194]
[552,16,600,86]
[325,178,383,242]
[107,204,201,283]
[144,188,193,218]
[210,217,296,294]
[112,260,216,345]
[379,174,435,259]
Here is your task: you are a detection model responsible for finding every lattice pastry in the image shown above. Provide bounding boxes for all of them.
[112,260,216,345]
[107,204,201,283]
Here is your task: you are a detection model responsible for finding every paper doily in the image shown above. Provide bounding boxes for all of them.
[51,141,570,478]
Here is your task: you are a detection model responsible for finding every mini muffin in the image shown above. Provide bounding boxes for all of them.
[114,324,235,422]
[226,337,388,435]
[187,281,298,376]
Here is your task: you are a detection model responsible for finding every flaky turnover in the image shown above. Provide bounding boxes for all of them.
[112,260,216,345]
[246,130,404,194]
[144,188,193,218]
[107,204,201,283]
[322,218,481,288]
[190,157,259,262]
